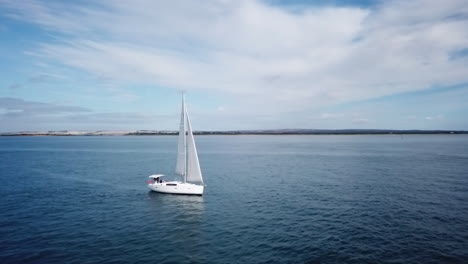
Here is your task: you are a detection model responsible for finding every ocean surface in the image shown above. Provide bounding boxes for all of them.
[0,135,467,264]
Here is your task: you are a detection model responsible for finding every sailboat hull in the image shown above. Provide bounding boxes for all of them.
[148,181,204,196]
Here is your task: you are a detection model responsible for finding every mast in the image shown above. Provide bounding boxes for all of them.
[183,95,188,183]
[175,94,186,178]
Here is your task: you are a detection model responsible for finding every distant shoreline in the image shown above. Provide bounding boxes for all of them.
[1,129,467,136]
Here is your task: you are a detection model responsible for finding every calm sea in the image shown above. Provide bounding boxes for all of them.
[0,135,467,264]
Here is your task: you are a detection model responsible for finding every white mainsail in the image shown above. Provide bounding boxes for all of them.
[175,96,186,176]
[185,107,204,184]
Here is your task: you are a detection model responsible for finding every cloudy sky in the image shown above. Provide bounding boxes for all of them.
[1,0,468,132]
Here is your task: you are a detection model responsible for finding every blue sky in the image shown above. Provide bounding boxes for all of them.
[1,0,468,132]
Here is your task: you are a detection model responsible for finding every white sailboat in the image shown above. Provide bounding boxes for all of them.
[148,95,204,195]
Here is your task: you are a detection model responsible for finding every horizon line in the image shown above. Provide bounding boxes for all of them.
[1,129,467,136]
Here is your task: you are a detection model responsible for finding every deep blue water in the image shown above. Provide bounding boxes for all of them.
[0,135,467,264]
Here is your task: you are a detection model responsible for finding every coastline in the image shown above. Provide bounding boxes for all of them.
[1,129,467,136]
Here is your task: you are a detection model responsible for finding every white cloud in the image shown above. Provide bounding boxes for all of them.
[0,97,90,115]
[0,97,171,131]
[425,114,444,120]
[352,118,370,124]
[1,0,468,116]
[0,108,23,115]
[319,113,344,120]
